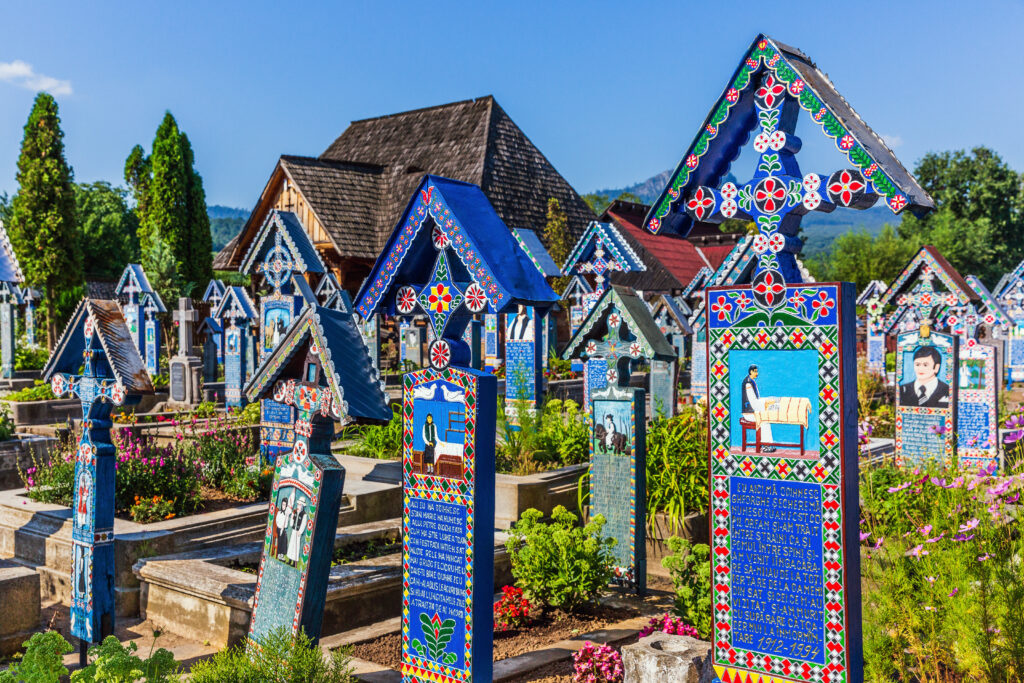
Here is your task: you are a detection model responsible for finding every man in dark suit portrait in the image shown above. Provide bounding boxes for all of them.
[899,345,950,408]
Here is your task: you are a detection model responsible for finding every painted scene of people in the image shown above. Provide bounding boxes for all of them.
[269,484,311,571]
[728,349,820,458]
[410,380,466,481]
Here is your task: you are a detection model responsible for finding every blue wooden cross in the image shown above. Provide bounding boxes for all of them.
[222,296,252,409]
[680,72,879,288]
[50,322,127,645]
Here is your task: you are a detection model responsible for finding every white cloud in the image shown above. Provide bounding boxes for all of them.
[0,60,72,96]
[881,133,903,149]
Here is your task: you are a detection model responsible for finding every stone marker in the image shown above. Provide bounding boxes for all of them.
[590,384,645,594]
[169,297,202,407]
[355,175,557,683]
[245,306,389,644]
[622,634,713,683]
[44,299,152,646]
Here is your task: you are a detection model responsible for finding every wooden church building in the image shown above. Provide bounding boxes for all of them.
[214,96,596,291]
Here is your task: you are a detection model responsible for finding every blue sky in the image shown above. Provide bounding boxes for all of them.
[1,1,1021,209]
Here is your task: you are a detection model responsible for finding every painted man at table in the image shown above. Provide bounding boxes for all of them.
[899,345,950,409]
[741,364,777,454]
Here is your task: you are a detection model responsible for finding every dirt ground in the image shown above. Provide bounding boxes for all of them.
[351,603,638,669]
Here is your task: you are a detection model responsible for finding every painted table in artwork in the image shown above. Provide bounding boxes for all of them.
[589,385,645,594]
[401,366,495,683]
[957,342,999,472]
[894,330,957,468]
[705,282,861,683]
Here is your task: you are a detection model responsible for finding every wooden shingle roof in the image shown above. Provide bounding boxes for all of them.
[214,96,594,272]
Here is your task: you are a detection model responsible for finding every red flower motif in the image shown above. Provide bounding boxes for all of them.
[811,291,835,316]
[734,293,752,309]
[396,286,417,314]
[427,283,453,313]
[828,170,866,206]
[464,283,488,312]
[725,88,740,103]
[839,134,855,150]
[711,296,733,321]
[788,292,807,308]
[753,272,785,306]
[687,187,716,220]
[755,177,787,213]
[756,74,786,108]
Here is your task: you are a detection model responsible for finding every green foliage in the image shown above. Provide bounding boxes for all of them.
[544,198,571,293]
[7,93,83,349]
[188,627,354,683]
[0,630,71,683]
[496,399,589,475]
[221,463,274,502]
[805,224,918,291]
[235,400,262,426]
[859,462,1024,680]
[5,379,56,401]
[15,337,49,371]
[341,403,403,459]
[0,404,15,442]
[645,409,709,541]
[581,192,612,215]
[130,112,213,302]
[75,181,140,279]
[506,505,617,612]
[72,635,178,682]
[661,537,712,638]
[898,147,1024,284]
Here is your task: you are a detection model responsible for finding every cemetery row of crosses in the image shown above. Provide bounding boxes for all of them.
[2,33,1023,683]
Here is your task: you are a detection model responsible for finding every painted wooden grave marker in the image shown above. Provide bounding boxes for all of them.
[504,304,541,425]
[141,292,165,378]
[589,384,645,594]
[246,306,389,643]
[43,300,152,645]
[0,283,19,379]
[638,33,943,683]
[215,286,258,409]
[355,175,556,683]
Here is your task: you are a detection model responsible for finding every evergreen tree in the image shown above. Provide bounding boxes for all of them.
[544,198,571,294]
[76,182,140,279]
[8,93,83,349]
[127,112,213,300]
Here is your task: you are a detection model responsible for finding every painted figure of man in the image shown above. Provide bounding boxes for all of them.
[76,471,91,527]
[273,495,291,562]
[603,414,627,455]
[899,345,950,408]
[287,497,306,567]
[422,413,437,474]
[741,364,777,453]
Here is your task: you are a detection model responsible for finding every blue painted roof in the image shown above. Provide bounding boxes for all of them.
[214,286,258,322]
[513,228,562,278]
[857,280,887,306]
[43,299,154,394]
[199,316,223,335]
[562,221,645,276]
[562,273,594,299]
[245,305,390,422]
[315,272,341,299]
[0,221,23,285]
[239,210,327,276]
[115,264,157,298]
[355,175,557,319]
[141,290,167,314]
[290,272,318,306]
[644,34,933,237]
[202,279,226,302]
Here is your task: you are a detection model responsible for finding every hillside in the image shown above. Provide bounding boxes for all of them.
[207,205,248,252]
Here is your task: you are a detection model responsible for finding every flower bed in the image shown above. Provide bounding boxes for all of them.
[20,411,268,523]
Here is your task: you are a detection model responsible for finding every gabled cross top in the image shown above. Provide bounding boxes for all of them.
[578,239,623,291]
[50,346,126,420]
[896,269,958,333]
[271,347,341,461]
[261,233,294,293]
[173,298,199,355]
[680,72,880,295]
[948,303,982,346]
[582,306,646,384]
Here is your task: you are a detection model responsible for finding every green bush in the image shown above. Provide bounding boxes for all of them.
[496,398,590,475]
[188,627,354,683]
[0,404,15,441]
[645,409,708,542]
[5,379,55,402]
[14,341,48,371]
[661,537,712,638]
[0,630,71,683]
[342,403,402,460]
[235,401,261,426]
[506,505,616,612]
[0,631,178,683]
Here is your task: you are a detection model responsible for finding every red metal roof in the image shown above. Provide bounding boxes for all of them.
[601,200,741,292]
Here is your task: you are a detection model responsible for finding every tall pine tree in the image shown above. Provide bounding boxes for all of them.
[8,93,83,349]
[126,112,213,300]
[544,198,571,295]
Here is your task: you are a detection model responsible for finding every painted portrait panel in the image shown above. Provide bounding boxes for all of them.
[411,380,467,481]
